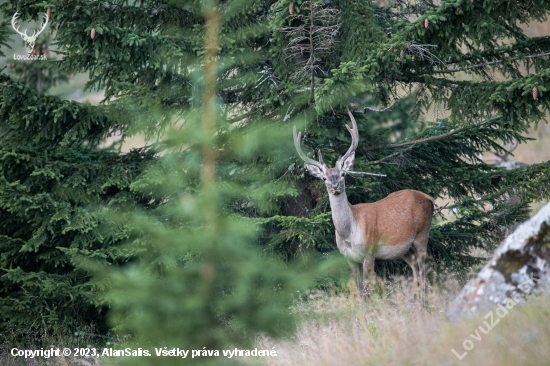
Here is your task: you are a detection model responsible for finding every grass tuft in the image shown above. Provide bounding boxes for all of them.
[258,275,550,366]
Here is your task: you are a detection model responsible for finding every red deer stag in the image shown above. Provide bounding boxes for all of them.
[293,112,434,297]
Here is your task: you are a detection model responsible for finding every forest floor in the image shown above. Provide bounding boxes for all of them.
[3,276,550,366]
[258,277,550,366]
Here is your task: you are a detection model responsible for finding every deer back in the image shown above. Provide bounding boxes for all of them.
[350,190,434,248]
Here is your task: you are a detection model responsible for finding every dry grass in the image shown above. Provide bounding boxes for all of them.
[258,277,550,366]
[0,324,109,366]
[3,277,550,366]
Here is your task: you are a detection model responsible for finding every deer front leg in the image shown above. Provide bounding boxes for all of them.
[362,257,375,298]
[349,262,362,295]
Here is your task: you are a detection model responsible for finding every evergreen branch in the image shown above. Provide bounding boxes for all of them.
[357,103,395,113]
[365,144,416,164]
[83,1,163,15]
[226,111,253,124]
[387,7,426,17]
[252,0,278,17]
[280,1,339,94]
[374,2,432,19]
[347,171,387,176]
[387,73,459,88]
[337,102,396,114]
[441,37,550,65]
[434,52,550,74]
[432,81,459,89]
[362,116,502,152]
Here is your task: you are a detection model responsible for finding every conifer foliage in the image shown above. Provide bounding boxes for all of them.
[262,0,550,272]
[280,0,340,104]
[0,16,155,334]
[1,0,313,351]
[98,2,312,361]
[0,0,550,344]
[7,34,70,94]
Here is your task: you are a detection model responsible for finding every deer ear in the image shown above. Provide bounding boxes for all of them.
[305,164,325,179]
[339,152,355,173]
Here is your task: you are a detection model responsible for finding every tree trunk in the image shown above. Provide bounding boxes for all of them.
[308,0,315,105]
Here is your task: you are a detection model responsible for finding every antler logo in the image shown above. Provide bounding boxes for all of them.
[11,12,49,56]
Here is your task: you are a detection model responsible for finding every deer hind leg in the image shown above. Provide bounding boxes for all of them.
[405,232,429,304]
[402,249,419,295]
[412,231,429,303]
[414,241,428,297]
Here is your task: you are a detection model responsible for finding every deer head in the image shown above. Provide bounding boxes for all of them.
[294,112,359,195]
[11,12,49,55]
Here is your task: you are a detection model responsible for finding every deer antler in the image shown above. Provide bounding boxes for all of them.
[489,139,519,159]
[28,14,49,43]
[11,12,28,39]
[293,126,326,170]
[11,12,49,50]
[508,139,519,153]
[339,112,359,163]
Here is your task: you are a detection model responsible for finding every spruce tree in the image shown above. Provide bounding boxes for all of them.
[0,14,155,335]
[258,0,550,273]
[97,3,313,361]
[0,0,316,352]
[1,0,550,341]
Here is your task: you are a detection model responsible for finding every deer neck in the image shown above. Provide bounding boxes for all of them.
[328,188,355,238]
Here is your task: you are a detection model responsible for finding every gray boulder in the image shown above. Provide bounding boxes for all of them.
[447,202,550,322]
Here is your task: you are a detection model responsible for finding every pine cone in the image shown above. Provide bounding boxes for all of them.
[47,8,51,19]
[91,28,96,39]
[289,3,293,14]
[532,86,538,100]
[424,18,429,28]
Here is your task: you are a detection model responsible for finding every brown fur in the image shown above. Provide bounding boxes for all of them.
[350,190,433,250]
[346,190,433,299]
